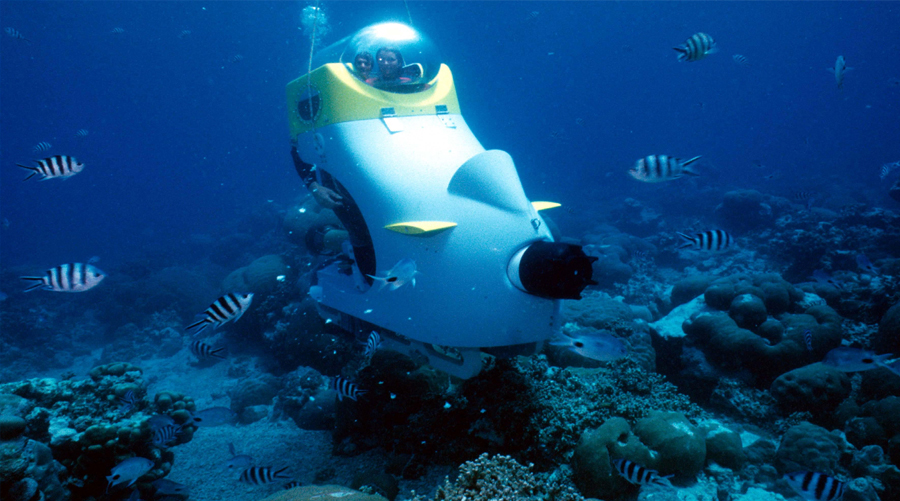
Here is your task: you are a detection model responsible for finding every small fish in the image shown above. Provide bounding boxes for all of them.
[18,155,85,181]
[331,376,365,402]
[147,414,175,430]
[21,263,106,292]
[763,171,782,181]
[783,471,844,501]
[177,30,191,39]
[812,269,842,290]
[677,229,734,251]
[613,459,673,488]
[152,423,182,448]
[823,347,893,373]
[75,129,89,138]
[111,27,125,34]
[674,32,717,62]
[239,466,291,485]
[230,54,244,63]
[4,27,31,43]
[283,480,303,489]
[550,330,627,362]
[32,141,52,153]
[118,390,138,413]
[793,190,816,203]
[151,479,189,496]
[856,254,878,275]
[575,117,585,126]
[363,331,382,361]
[190,340,226,360]
[186,292,253,333]
[628,155,701,183]
[226,443,253,471]
[190,406,237,427]
[367,258,418,291]
[827,55,851,90]
[107,457,154,492]
[732,54,749,66]
[804,330,813,352]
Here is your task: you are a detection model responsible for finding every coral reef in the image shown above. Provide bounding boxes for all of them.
[413,453,583,501]
[0,363,196,499]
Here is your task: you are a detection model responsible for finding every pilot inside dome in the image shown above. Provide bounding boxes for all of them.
[341,22,439,93]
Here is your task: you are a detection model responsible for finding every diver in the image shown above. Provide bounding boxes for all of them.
[290,142,376,285]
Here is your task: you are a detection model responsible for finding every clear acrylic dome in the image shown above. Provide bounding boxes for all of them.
[340,22,441,92]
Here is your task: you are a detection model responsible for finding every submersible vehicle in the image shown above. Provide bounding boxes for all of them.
[286,22,596,378]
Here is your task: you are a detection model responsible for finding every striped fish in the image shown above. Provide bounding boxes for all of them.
[674,32,717,62]
[230,54,244,63]
[111,27,125,34]
[804,330,813,352]
[732,54,749,66]
[118,390,138,413]
[32,141,52,153]
[331,376,365,402]
[677,229,734,251]
[75,129,89,138]
[190,340,226,360]
[612,459,673,488]
[4,27,31,43]
[152,423,181,448]
[283,481,302,489]
[239,466,291,485]
[21,263,106,292]
[363,331,382,361]
[784,471,844,501]
[18,155,85,181]
[880,161,899,180]
[178,30,191,39]
[186,292,253,334]
[628,155,701,183]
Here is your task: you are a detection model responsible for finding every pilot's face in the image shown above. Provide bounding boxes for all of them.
[377,51,401,80]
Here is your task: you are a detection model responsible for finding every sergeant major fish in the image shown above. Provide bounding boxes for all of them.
[674,32,717,62]
[613,459,673,488]
[367,258,417,291]
[828,55,851,90]
[331,376,365,402]
[4,27,31,43]
[239,466,291,485]
[21,263,106,292]
[628,155,701,183]
[18,155,84,181]
[107,457,154,492]
[190,340,226,360]
[784,471,844,501]
[677,229,734,252]
[186,292,253,334]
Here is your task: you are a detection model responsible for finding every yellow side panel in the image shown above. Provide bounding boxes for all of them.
[286,63,461,137]
[384,221,458,235]
[531,201,562,211]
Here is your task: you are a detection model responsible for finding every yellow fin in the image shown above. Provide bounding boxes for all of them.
[531,201,561,211]
[384,221,457,235]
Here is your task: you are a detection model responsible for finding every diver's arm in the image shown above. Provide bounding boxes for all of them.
[308,181,343,209]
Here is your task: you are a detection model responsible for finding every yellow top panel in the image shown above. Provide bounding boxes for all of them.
[286,63,461,137]
[384,221,458,235]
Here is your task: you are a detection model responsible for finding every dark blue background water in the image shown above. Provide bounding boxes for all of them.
[2,1,899,274]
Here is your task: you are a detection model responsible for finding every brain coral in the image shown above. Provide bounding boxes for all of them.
[682,273,843,386]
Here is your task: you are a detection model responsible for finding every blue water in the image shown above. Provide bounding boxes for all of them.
[1,1,898,267]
